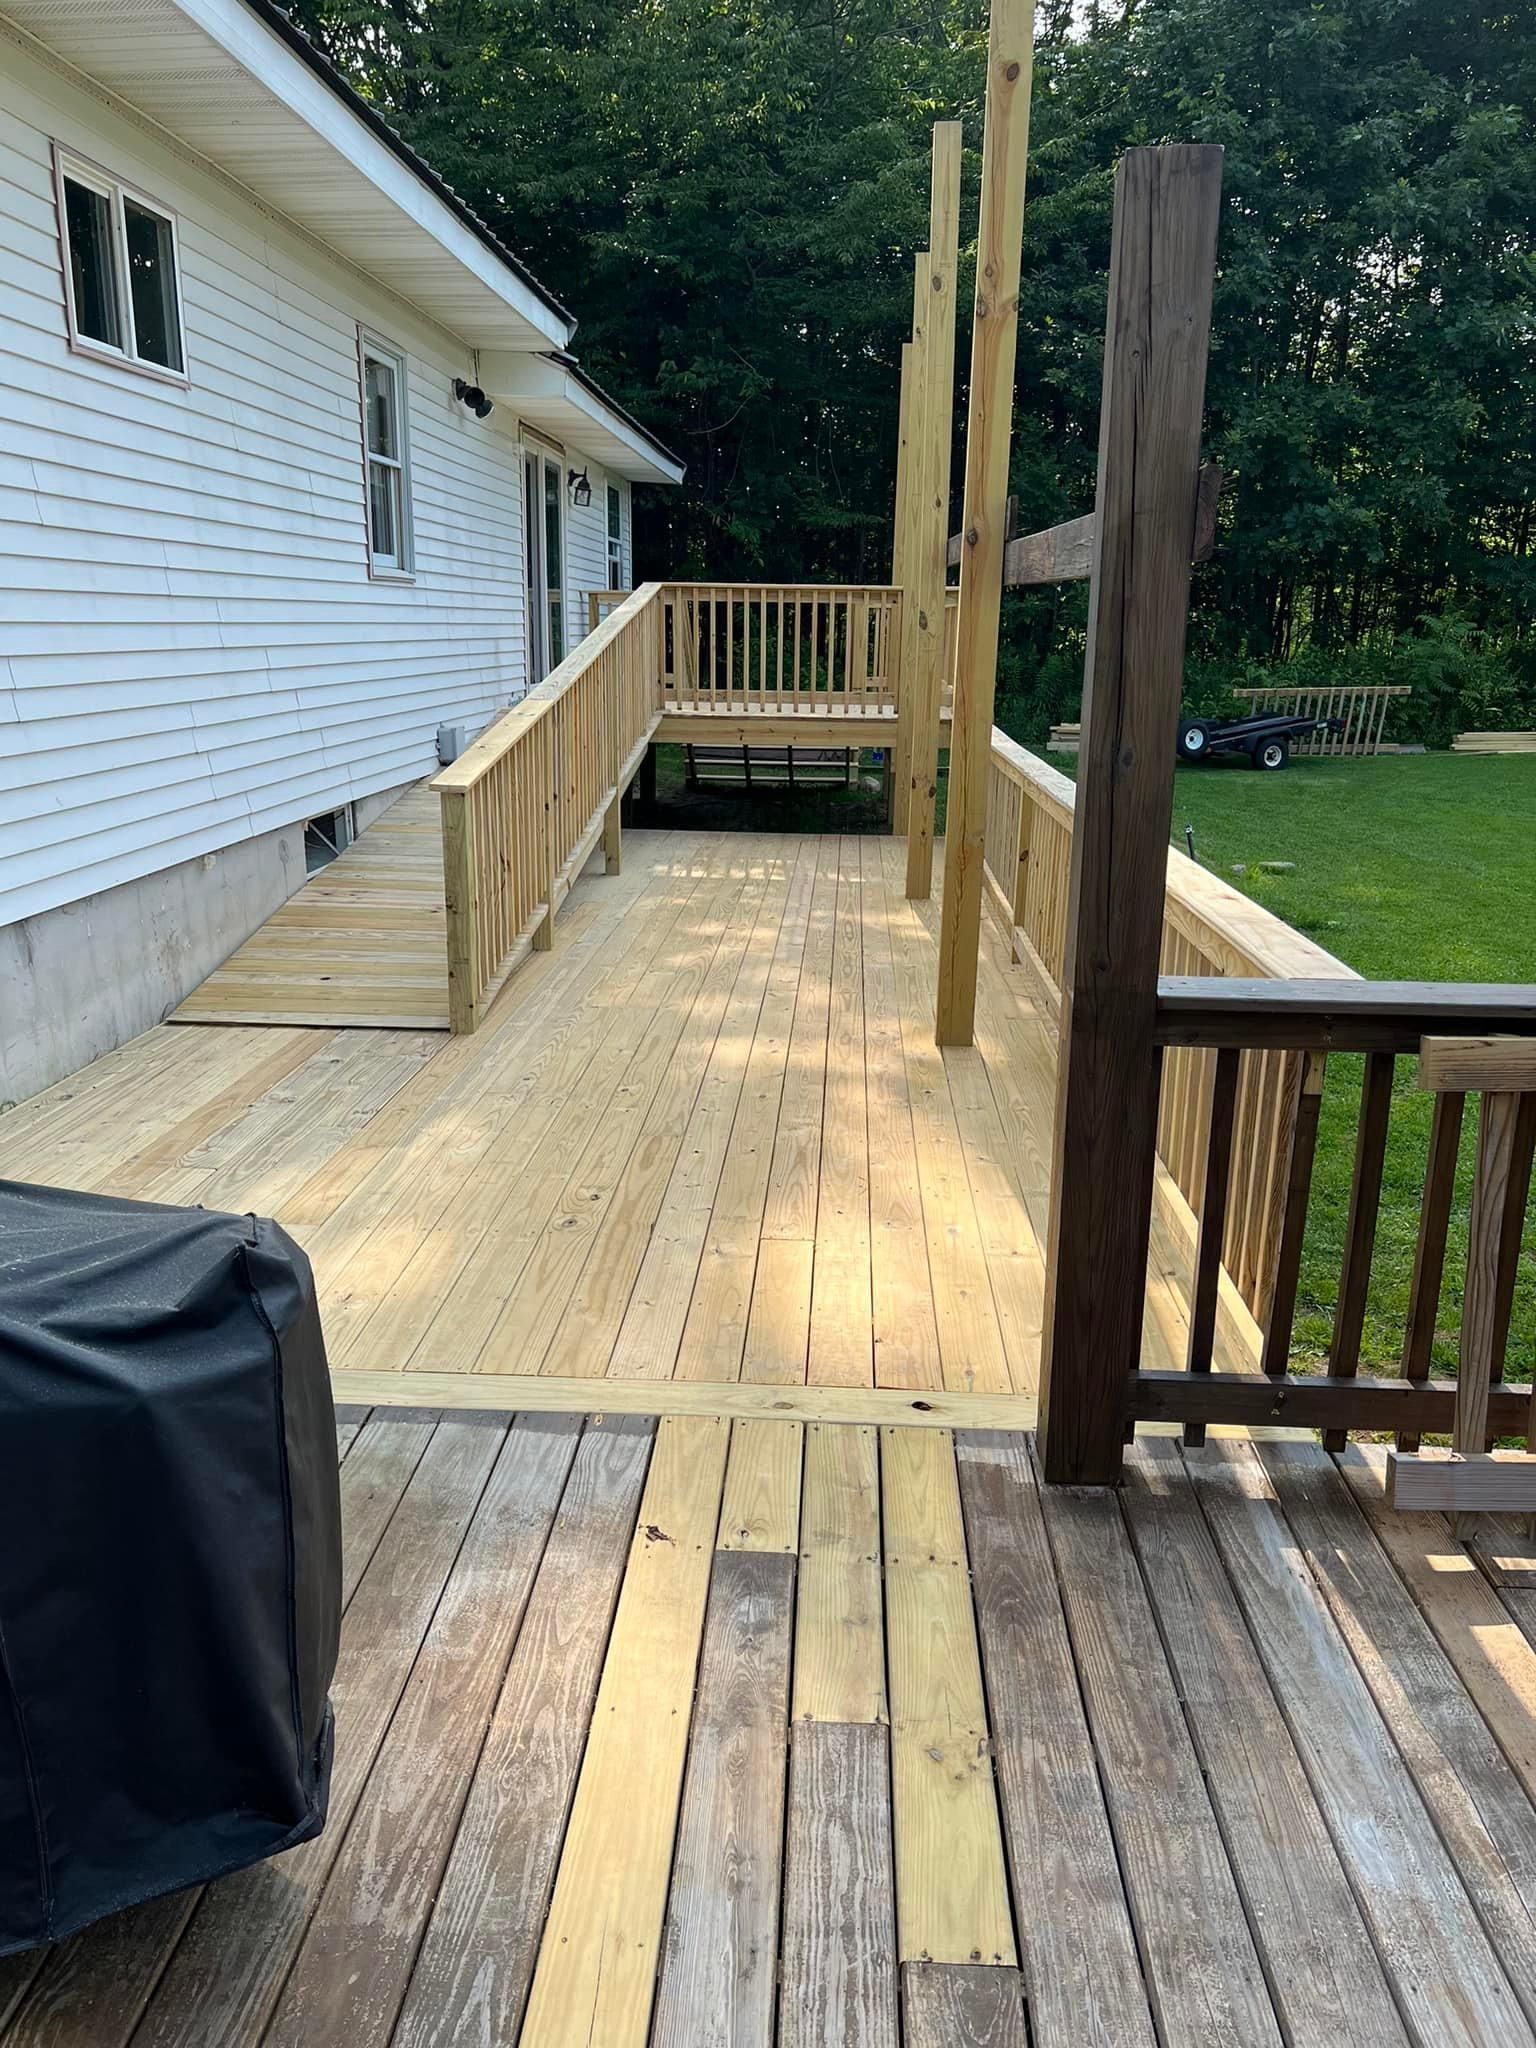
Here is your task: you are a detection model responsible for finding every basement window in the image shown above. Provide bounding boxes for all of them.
[304,806,354,873]
[54,147,186,378]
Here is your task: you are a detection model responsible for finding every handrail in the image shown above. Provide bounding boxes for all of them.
[1154,977,1536,1050]
[980,731,1356,1326]
[433,583,664,1032]
[658,583,903,717]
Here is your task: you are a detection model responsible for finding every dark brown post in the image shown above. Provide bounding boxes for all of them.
[1036,145,1224,1486]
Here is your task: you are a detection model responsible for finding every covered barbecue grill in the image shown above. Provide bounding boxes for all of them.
[0,1182,341,1955]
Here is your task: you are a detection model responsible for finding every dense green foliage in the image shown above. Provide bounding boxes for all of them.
[288,0,1534,725]
[1162,752,1536,1383]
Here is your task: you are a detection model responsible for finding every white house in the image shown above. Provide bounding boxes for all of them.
[0,0,683,1103]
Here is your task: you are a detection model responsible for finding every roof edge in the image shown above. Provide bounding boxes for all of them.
[237,0,577,339]
[547,352,684,481]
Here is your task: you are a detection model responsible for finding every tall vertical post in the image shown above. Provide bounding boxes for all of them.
[934,0,1035,1027]
[890,340,917,833]
[903,122,963,900]
[1036,146,1224,1486]
[894,252,931,850]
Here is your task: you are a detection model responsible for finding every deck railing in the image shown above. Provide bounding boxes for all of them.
[1141,982,1536,1472]
[659,584,903,716]
[432,583,665,1033]
[1232,682,1410,757]
[981,731,1357,1328]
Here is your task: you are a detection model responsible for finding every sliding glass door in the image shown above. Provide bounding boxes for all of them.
[524,447,565,685]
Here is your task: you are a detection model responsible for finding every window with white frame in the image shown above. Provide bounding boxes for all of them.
[360,335,413,574]
[607,482,626,587]
[54,149,186,376]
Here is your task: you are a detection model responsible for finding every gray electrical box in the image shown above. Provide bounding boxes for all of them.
[437,722,465,765]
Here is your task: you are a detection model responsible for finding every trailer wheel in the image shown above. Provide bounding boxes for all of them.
[1177,718,1212,761]
[1253,737,1290,772]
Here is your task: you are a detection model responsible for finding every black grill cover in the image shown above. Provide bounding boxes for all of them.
[0,1181,341,1955]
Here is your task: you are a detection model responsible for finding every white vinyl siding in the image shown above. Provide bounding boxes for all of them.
[0,38,530,929]
[564,466,630,638]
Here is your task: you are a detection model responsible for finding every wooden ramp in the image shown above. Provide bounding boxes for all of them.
[7,1410,1536,2048]
[171,786,450,1031]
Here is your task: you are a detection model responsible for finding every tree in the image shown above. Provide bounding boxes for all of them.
[287,0,1535,708]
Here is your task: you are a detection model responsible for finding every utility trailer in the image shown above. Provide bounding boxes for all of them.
[1176,708,1345,771]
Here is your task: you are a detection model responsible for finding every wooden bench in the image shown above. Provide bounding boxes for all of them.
[683,744,857,791]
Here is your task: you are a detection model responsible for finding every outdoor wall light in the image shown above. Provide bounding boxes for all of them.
[567,467,592,507]
[453,378,494,420]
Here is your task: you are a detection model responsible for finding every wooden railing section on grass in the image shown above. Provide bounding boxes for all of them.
[659,584,902,716]
[981,732,1357,1326]
[1233,682,1410,756]
[1137,982,1536,1458]
[433,583,664,1033]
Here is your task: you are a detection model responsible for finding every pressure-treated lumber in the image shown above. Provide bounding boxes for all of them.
[651,1551,795,2048]
[1121,1443,1410,2048]
[955,1434,1156,2048]
[1156,976,1536,1050]
[934,0,1036,1038]
[904,123,962,902]
[330,1369,1038,1430]
[890,343,917,834]
[896,252,932,873]
[1420,1034,1536,1093]
[391,1417,653,2048]
[519,1416,729,2048]
[1388,1449,1536,1513]
[1190,1442,1536,2048]
[1035,146,1224,1483]
[881,1428,1015,1966]
[779,1723,899,2048]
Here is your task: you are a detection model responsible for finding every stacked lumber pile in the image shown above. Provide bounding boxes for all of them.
[1452,731,1536,755]
[1047,722,1081,754]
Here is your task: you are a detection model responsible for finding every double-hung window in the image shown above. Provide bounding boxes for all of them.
[54,148,186,377]
[606,482,626,587]
[360,334,413,575]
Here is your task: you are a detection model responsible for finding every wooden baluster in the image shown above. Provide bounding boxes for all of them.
[1261,1051,1325,1377]
[1398,1089,1466,1450]
[1184,1046,1241,1447]
[1323,1051,1395,1448]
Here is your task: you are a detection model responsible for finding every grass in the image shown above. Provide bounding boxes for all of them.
[1165,751,1536,1381]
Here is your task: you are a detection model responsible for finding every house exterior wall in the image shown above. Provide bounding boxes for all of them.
[0,27,531,939]
[0,27,662,1103]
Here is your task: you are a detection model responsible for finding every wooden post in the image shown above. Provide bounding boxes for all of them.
[890,345,914,832]
[933,0,1035,1027]
[903,121,963,900]
[440,791,479,1034]
[892,283,927,837]
[1035,146,1224,1486]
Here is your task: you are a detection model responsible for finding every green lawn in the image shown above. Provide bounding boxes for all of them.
[1165,751,1536,1383]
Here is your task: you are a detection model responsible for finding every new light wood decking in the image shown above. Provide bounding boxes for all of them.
[171,787,450,1031]
[6,1410,1536,2047]
[0,828,1244,1391]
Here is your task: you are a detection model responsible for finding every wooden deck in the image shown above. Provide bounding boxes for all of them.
[0,827,1247,1392]
[171,786,450,1031]
[6,1408,1536,2046]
